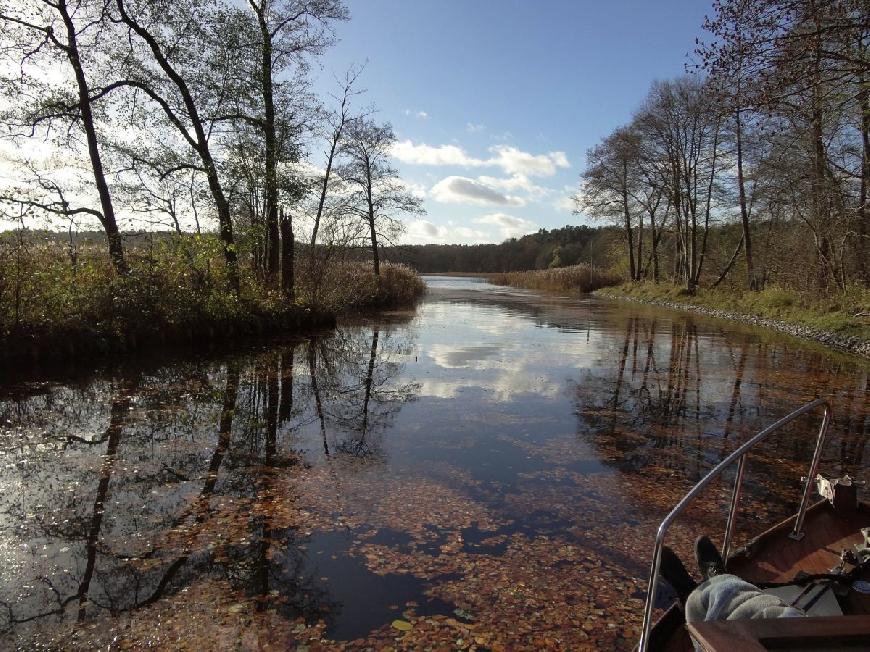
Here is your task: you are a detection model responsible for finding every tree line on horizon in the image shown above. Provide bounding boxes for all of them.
[578,0,868,296]
[384,225,619,274]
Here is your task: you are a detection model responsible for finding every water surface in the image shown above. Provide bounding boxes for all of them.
[1,276,867,650]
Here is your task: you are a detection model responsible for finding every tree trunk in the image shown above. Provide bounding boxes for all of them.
[858,61,869,282]
[694,122,719,288]
[116,0,239,292]
[809,0,833,289]
[311,136,339,247]
[210,173,240,293]
[280,208,294,299]
[256,5,280,282]
[636,210,644,281]
[671,158,685,283]
[622,160,636,281]
[365,160,380,277]
[369,212,380,277]
[59,0,127,276]
[735,107,757,290]
[648,197,664,283]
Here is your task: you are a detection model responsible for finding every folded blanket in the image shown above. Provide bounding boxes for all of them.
[685,574,804,650]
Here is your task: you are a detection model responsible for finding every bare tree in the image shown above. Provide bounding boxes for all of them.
[0,0,128,274]
[700,0,869,289]
[110,0,245,290]
[338,118,423,276]
[635,77,723,292]
[578,126,643,281]
[310,66,362,247]
[242,0,347,288]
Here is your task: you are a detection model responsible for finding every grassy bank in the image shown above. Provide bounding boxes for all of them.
[487,263,621,294]
[599,282,870,341]
[0,232,425,364]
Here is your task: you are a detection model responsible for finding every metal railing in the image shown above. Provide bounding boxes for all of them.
[637,398,832,652]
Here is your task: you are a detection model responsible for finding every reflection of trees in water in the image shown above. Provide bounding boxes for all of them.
[0,324,418,642]
[574,315,870,482]
[575,318,706,476]
[308,326,419,460]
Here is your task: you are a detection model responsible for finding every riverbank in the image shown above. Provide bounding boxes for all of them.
[597,283,870,359]
[0,303,338,369]
[0,231,425,367]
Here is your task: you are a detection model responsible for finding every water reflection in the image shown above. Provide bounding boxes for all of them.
[0,325,421,647]
[0,276,867,650]
[573,310,869,549]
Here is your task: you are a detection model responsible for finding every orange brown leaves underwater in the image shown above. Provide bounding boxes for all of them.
[3,279,869,651]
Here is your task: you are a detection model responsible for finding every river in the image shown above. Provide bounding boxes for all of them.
[1,275,867,650]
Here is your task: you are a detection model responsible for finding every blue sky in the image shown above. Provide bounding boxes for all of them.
[313,0,714,245]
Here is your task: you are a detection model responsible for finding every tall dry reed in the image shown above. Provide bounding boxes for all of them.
[488,264,620,294]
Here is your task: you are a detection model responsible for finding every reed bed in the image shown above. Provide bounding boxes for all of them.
[297,260,425,313]
[488,264,621,294]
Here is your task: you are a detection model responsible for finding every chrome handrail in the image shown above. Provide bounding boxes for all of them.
[637,398,832,652]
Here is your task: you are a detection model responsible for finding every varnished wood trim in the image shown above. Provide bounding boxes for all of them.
[688,615,870,651]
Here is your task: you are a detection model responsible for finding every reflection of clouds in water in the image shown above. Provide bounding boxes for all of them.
[489,370,564,403]
[416,306,600,401]
[418,379,463,399]
[418,368,565,403]
[418,302,515,339]
[428,344,502,369]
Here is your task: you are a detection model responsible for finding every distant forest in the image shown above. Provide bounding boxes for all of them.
[385,225,620,273]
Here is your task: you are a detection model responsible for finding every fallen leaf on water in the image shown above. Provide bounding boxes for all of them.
[391,619,412,631]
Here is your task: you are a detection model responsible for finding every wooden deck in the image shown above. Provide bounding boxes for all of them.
[729,501,870,617]
[730,503,869,585]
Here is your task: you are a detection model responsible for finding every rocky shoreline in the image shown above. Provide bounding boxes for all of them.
[596,290,870,360]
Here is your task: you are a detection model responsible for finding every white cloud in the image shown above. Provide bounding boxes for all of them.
[404,109,429,120]
[390,140,570,178]
[428,343,502,369]
[391,140,482,167]
[430,176,525,207]
[465,122,486,133]
[553,194,577,212]
[487,145,569,177]
[395,178,427,199]
[473,212,538,239]
[403,219,491,244]
[477,173,549,198]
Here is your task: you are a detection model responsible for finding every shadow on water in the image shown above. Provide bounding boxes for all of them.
[0,276,867,650]
[281,529,459,640]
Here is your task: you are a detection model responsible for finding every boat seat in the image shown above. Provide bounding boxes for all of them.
[763,582,843,617]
